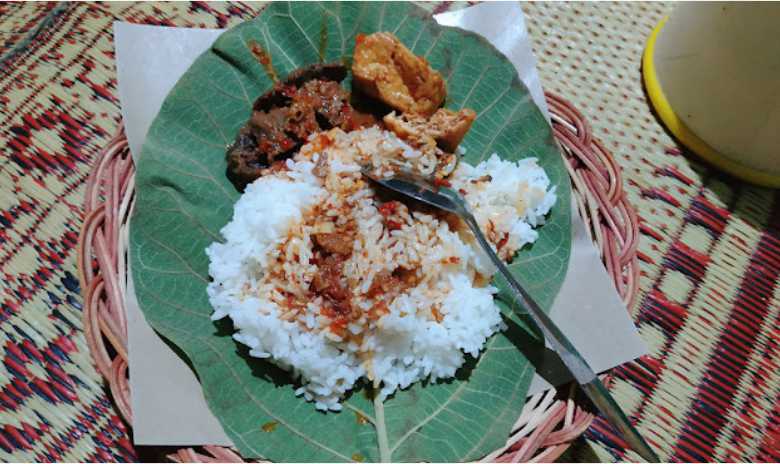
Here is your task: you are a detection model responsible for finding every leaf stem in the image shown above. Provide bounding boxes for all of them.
[373,383,391,462]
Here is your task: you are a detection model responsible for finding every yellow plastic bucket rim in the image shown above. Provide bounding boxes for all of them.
[642,16,780,188]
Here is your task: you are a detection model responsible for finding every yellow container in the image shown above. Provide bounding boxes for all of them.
[643,2,780,188]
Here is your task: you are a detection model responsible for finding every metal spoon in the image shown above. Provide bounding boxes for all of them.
[362,168,660,463]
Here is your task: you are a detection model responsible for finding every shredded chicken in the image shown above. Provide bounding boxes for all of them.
[352,32,446,116]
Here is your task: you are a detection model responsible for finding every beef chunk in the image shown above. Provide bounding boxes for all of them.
[312,232,353,256]
[226,63,382,191]
[226,63,361,191]
[310,254,351,315]
[252,63,348,112]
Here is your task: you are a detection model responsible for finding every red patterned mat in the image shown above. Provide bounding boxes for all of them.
[0,2,777,462]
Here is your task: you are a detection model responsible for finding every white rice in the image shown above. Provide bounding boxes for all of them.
[206,127,555,411]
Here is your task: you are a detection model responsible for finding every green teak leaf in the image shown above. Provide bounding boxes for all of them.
[130,2,571,462]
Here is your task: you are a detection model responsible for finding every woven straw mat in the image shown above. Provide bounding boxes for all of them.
[0,1,778,462]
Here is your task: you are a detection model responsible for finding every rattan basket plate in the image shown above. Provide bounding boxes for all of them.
[77,92,638,463]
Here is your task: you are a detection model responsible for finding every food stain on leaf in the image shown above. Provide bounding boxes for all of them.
[261,421,278,432]
[318,16,328,62]
[351,453,365,462]
[340,54,353,70]
[354,411,369,425]
[439,48,455,84]
[247,40,278,83]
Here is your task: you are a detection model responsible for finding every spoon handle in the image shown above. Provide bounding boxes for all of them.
[460,213,659,463]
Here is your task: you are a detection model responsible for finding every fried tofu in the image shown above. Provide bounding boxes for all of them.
[352,32,446,116]
[383,107,476,153]
[429,107,476,152]
[383,108,475,178]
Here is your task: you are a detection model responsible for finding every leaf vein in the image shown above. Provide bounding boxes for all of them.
[135,229,208,284]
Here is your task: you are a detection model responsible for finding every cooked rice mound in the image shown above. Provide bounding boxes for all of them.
[206,127,556,411]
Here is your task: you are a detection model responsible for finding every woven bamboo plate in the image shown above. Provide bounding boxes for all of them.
[77,92,639,463]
